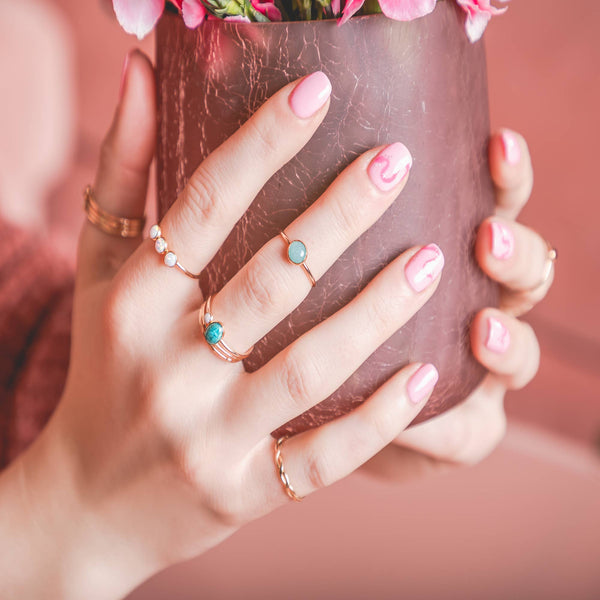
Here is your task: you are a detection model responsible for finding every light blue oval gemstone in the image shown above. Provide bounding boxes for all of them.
[205,321,223,345]
[288,240,307,265]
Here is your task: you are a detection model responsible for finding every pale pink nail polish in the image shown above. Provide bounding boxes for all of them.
[485,316,510,354]
[501,130,521,165]
[404,244,445,293]
[407,364,439,405]
[490,221,515,260]
[119,52,131,101]
[367,142,413,192]
[288,71,332,119]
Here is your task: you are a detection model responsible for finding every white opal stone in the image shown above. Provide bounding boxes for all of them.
[164,252,177,267]
[149,224,161,240]
[155,237,167,253]
[204,313,213,324]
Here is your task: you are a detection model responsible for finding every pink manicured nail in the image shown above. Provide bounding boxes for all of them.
[119,52,131,101]
[289,71,332,119]
[407,363,439,405]
[501,130,521,165]
[404,244,445,293]
[490,221,515,260]
[485,316,510,354]
[367,142,413,192]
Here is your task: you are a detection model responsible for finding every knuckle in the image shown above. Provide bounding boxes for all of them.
[279,348,320,413]
[184,167,224,225]
[241,252,287,315]
[246,112,280,159]
[365,293,397,340]
[329,194,363,239]
[304,449,331,491]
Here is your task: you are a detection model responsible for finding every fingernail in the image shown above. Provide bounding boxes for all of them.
[485,316,510,354]
[119,51,131,102]
[367,143,413,192]
[490,221,515,260]
[501,130,521,165]
[407,363,439,405]
[404,244,445,293]
[289,71,332,119]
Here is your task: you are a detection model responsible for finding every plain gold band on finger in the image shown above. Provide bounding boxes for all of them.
[274,435,303,502]
[83,185,146,238]
[524,238,557,294]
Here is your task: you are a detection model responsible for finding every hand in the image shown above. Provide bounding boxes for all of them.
[0,51,445,599]
[361,128,552,480]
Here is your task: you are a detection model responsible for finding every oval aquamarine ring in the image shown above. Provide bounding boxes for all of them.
[279,231,316,287]
[199,295,254,363]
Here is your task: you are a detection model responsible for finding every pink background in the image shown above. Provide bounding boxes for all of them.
[1,0,599,597]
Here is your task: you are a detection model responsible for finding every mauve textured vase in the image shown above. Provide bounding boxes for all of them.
[155,1,499,436]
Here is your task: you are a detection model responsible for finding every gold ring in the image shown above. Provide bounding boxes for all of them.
[83,185,145,238]
[199,295,254,363]
[149,224,201,280]
[524,238,557,293]
[274,435,303,502]
[280,231,316,287]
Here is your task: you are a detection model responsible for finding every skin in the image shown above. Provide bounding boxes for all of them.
[0,50,551,599]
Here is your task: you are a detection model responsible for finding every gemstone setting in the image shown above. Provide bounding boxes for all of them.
[164,252,177,267]
[205,321,224,345]
[155,237,167,253]
[149,224,161,240]
[288,240,307,265]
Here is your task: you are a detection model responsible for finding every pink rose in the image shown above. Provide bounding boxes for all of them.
[112,0,165,39]
[455,0,510,42]
[251,0,282,21]
[338,0,436,27]
[181,0,207,28]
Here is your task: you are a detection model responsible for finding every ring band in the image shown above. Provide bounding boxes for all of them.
[274,435,303,502]
[199,295,254,363]
[525,238,557,293]
[83,185,145,238]
[149,224,201,280]
[280,231,316,287]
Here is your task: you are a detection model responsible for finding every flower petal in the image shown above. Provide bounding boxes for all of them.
[112,0,165,39]
[251,0,282,21]
[378,0,437,21]
[169,0,183,9]
[182,0,207,28]
[331,0,341,15]
[225,15,252,21]
[337,0,365,26]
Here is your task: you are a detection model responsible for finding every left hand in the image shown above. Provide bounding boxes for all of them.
[361,128,553,480]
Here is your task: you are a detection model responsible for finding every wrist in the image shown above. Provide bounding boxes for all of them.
[0,406,159,599]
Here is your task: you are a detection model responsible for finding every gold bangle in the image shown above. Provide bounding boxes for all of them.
[83,185,145,238]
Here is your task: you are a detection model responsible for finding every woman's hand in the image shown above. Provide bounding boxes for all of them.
[0,50,445,599]
[361,128,552,480]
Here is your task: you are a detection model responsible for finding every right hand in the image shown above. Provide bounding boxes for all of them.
[6,49,444,598]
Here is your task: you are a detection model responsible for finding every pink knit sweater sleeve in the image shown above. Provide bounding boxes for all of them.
[0,219,73,469]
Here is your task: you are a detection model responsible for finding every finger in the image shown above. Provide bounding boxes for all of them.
[470,308,541,390]
[77,49,156,290]
[475,216,555,316]
[130,71,333,307]
[488,128,534,221]
[230,243,445,441]
[393,373,507,465]
[247,362,438,511]
[207,141,413,352]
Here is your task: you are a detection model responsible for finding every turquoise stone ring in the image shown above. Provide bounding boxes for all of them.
[200,295,254,363]
[280,231,316,287]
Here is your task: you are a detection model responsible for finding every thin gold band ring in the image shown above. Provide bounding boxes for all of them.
[83,185,145,238]
[279,231,316,287]
[274,435,303,502]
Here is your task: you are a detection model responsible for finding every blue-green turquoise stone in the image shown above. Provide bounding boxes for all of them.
[205,321,223,345]
[288,240,307,265]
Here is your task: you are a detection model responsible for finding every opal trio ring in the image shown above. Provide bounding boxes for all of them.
[83,185,145,238]
[525,238,557,294]
[274,435,303,502]
[200,295,254,363]
[149,224,201,280]
[280,231,316,287]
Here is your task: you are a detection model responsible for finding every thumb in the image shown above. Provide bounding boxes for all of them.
[77,48,156,290]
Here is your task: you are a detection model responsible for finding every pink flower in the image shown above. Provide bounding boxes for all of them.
[338,0,436,27]
[182,0,207,28]
[112,0,165,39]
[455,0,510,42]
[251,0,282,21]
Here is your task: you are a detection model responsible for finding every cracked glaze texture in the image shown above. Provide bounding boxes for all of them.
[155,3,499,436]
